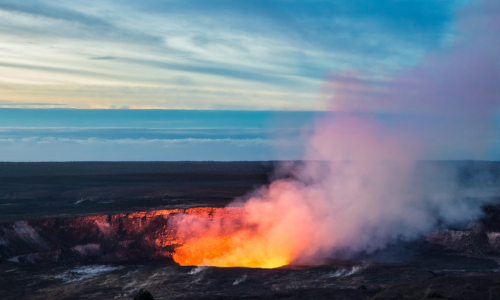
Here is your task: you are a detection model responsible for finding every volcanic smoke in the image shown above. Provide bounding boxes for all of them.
[172,0,500,268]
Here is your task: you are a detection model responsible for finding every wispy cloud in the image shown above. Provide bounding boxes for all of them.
[0,0,163,44]
[0,109,319,129]
[0,100,66,107]
[0,0,462,109]
[0,127,308,141]
[0,136,302,161]
[89,56,118,60]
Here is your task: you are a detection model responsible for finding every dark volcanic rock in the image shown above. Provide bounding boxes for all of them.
[0,207,244,264]
[4,206,500,264]
[426,228,500,257]
[426,230,490,257]
[371,273,500,300]
[134,289,155,300]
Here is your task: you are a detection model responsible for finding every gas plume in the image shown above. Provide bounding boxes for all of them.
[172,0,500,268]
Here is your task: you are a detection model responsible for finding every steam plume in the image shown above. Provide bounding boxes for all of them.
[172,0,500,267]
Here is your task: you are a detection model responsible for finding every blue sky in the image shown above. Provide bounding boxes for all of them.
[0,0,462,110]
[1,0,496,161]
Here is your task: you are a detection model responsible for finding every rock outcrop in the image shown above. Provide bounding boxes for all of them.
[3,206,500,264]
[0,207,243,263]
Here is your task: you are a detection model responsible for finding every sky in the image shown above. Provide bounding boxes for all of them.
[0,0,463,110]
[0,0,498,161]
[0,109,316,160]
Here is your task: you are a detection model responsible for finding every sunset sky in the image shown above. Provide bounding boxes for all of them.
[1,0,498,161]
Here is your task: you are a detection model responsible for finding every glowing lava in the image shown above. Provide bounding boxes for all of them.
[170,206,293,269]
[170,181,323,269]
[172,232,290,269]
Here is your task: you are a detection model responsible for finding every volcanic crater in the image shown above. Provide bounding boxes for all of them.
[2,162,500,300]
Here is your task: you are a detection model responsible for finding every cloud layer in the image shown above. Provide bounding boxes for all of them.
[0,127,306,161]
[0,0,460,109]
[0,136,301,161]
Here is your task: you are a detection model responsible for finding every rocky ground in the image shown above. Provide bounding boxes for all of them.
[1,251,499,299]
[2,161,500,300]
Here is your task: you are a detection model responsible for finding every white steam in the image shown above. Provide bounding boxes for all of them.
[231,0,500,264]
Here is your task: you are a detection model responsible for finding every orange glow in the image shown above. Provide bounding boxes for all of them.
[173,236,233,266]
[172,230,291,268]
[52,206,296,268]
[168,180,324,269]
[170,201,306,269]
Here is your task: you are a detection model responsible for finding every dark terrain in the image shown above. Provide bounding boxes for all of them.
[2,161,500,300]
[0,162,273,223]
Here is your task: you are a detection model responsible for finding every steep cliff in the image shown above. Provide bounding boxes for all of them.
[0,207,244,263]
